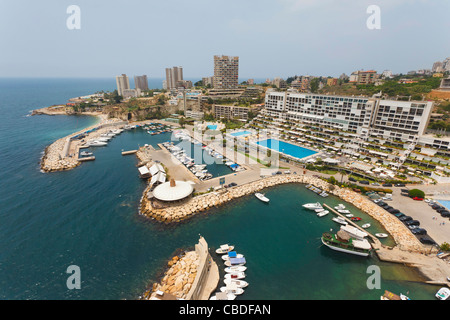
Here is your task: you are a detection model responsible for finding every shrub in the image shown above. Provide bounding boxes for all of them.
[440,242,450,252]
[408,189,425,198]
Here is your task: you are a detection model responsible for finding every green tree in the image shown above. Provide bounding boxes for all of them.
[310,78,320,93]
[408,189,425,198]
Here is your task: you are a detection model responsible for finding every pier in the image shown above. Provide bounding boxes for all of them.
[122,150,138,156]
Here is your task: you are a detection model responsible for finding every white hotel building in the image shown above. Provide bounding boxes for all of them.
[264,91,434,144]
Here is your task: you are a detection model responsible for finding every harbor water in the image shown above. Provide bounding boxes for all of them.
[0,78,440,300]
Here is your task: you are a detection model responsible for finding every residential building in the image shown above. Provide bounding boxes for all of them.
[202,76,214,87]
[165,66,184,90]
[134,75,148,91]
[440,77,450,91]
[176,80,193,89]
[122,88,141,99]
[213,104,249,121]
[213,55,239,89]
[116,74,130,96]
[326,78,338,86]
[356,70,377,84]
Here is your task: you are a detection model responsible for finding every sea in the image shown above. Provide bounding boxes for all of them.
[0,78,441,300]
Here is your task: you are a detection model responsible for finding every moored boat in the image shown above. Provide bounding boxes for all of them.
[321,231,371,257]
[302,202,323,210]
[317,210,329,217]
[220,285,244,296]
[215,244,235,255]
[224,279,249,288]
[375,233,388,238]
[255,192,270,203]
[340,225,368,240]
[224,272,246,280]
[332,217,348,225]
[362,223,371,229]
[225,266,247,273]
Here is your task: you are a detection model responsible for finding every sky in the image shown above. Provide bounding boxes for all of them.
[0,0,449,79]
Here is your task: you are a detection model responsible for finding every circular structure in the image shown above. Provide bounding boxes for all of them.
[153,179,194,202]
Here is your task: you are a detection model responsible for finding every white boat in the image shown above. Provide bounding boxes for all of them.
[222,253,244,261]
[340,225,368,240]
[80,151,93,156]
[321,232,371,257]
[332,217,348,225]
[220,285,244,296]
[319,191,328,197]
[302,202,323,210]
[224,272,246,280]
[86,140,107,147]
[337,209,351,214]
[362,223,371,229]
[224,260,246,267]
[255,192,269,203]
[215,244,234,255]
[224,279,249,288]
[435,287,450,300]
[375,233,388,238]
[315,208,325,213]
[335,204,346,210]
[209,292,236,300]
[225,266,247,273]
[317,210,329,217]
[345,214,354,218]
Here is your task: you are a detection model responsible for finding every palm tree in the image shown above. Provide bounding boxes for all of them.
[340,170,347,184]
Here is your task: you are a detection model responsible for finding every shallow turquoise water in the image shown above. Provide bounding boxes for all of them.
[0,78,440,300]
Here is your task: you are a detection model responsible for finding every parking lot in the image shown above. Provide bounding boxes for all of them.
[373,188,450,247]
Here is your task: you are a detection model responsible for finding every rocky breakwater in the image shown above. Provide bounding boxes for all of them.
[140,174,313,223]
[41,137,81,172]
[144,251,199,300]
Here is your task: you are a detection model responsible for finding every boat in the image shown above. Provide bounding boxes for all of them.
[225,266,247,273]
[209,292,236,300]
[224,259,246,267]
[220,285,245,296]
[332,217,348,225]
[317,210,329,217]
[224,279,249,288]
[302,202,323,210]
[350,217,361,221]
[321,231,371,257]
[345,214,354,218]
[334,204,346,210]
[255,193,270,203]
[319,191,328,197]
[215,244,235,255]
[80,151,93,157]
[400,293,411,300]
[435,287,450,300]
[86,140,107,147]
[362,223,371,229]
[338,209,351,214]
[381,290,405,300]
[375,233,388,238]
[222,252,244,261]
[224,272,246,280]
[340,225,368,240]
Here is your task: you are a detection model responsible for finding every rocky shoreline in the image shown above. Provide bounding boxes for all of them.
[142,251,199,300]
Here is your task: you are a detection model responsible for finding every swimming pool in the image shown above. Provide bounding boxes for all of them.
[256,139,317,159]
[207,125,217,130]
[437,200,450,210]
[230,130,252,137]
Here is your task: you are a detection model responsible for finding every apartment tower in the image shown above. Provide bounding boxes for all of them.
[213,55,239,89]
[165,66,184,90]
[134,75,149,91]
[116,74,130,96]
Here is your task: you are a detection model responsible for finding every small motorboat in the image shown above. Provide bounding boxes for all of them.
[255,192,269,203]
[350,217,362,221]
[345,214,354,218]
[224,279,249,288]
[362,223,371,229]
[332,217,348,225]
[375,233,388,238]
[435,287,450,300]
[209,292,236,300]
[224,260,245,267]
[220,286,245,296]
[338,209,351,214]
[215,244,235,255]
[225,266,247,273]
[80,151,93,157]
[302,202,323,210]
[334,204,346,210]
[317,210,329,217]
[224,272,246,280]
[222,252,244,261]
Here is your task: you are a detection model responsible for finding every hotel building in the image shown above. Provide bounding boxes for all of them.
[264,91,433,143]
[213,105,249,121]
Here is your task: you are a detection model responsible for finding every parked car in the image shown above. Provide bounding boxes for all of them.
[387,208,400,214]
[360,180,370,185]
[383,183,393,187]
[399,216,413,222]
[412,228,427,235]
[412,197,424,201]
[394,213,405,218]
[371,182,380,186]
[377,201,386,207]
[405,220,420,226]
[436,208,448,214]
[419,237,436,245]
[432,205,444,210]
[441,211,450,218]
[348,177,357,182]
[395,183,406,187]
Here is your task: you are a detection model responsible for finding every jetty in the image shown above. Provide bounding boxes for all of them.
[122,150,138,156]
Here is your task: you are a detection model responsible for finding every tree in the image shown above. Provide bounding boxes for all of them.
[310,78,320,93]
[440,242,450,252]
[408,189,425,199]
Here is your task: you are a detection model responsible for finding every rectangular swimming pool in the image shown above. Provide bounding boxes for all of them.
[207,125,217,130]
[256,139,317,159]
[437,200,450,210]
[230,131,252,137]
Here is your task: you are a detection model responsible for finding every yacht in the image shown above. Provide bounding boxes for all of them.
[255,193,270,203]
[302,202,323,210]
[86,140,107,147]
[340,225,368,240]
[317,210,329,217]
